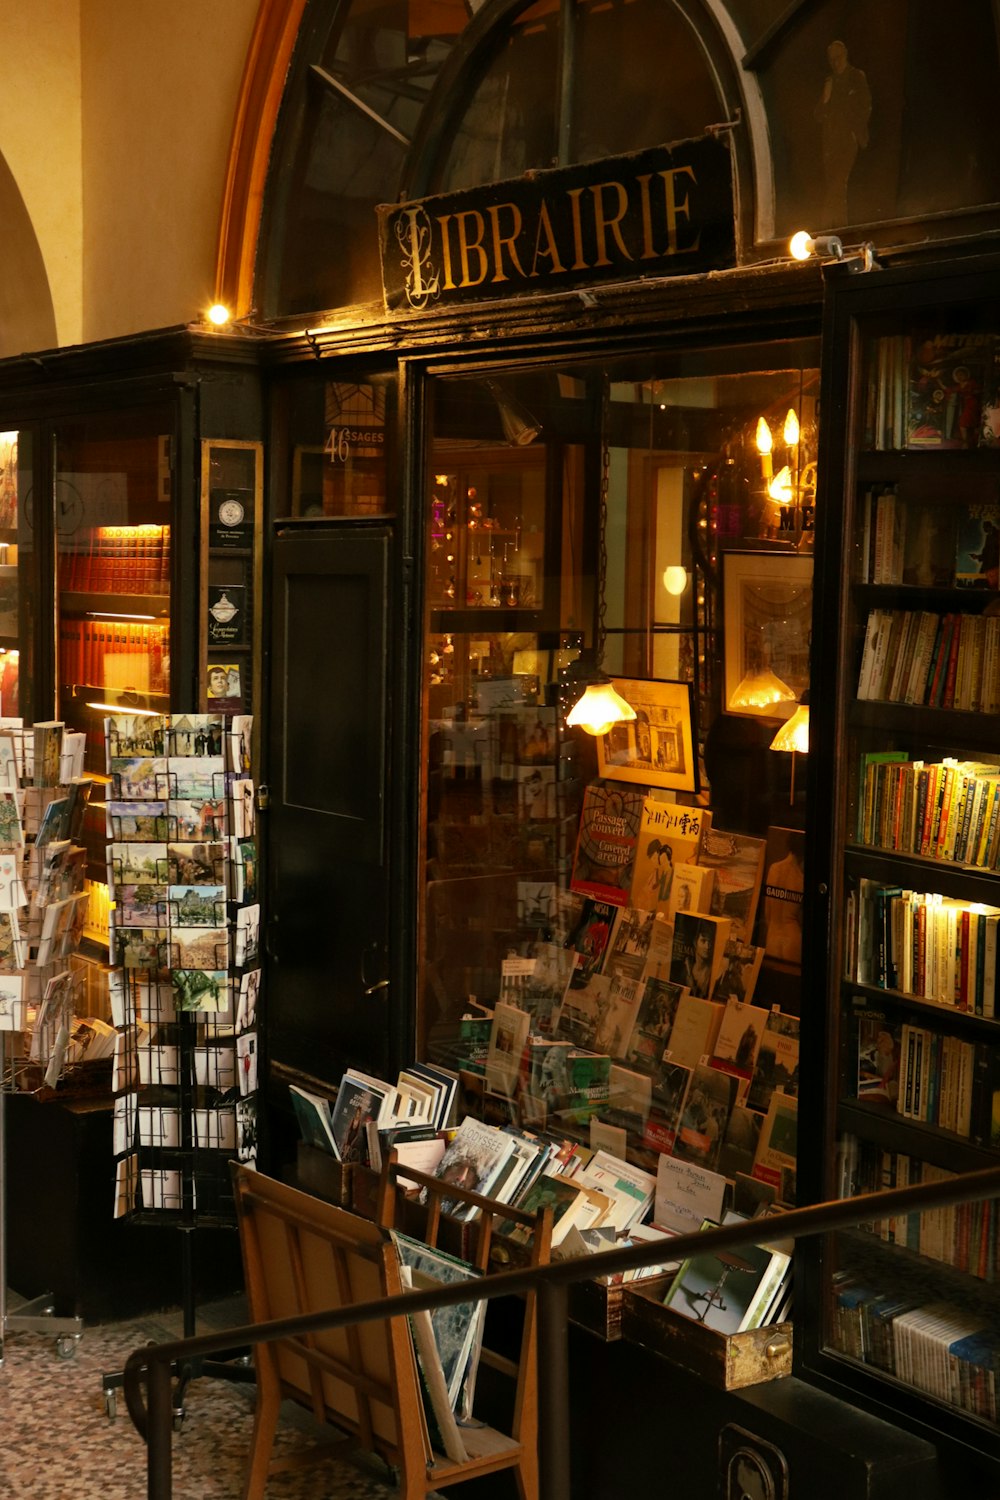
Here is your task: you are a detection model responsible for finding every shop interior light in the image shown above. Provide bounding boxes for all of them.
[769,696,810,802]
[728,668,797,713]
[566,675,637,737]
[662,565,688,596]
[206,303,231,327]
[86,701,161,716]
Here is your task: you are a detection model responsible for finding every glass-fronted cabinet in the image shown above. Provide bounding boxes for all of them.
[55,407,174,770]
[0,329,262,986]
[0,429,29,718]
[804,253,1000,1464]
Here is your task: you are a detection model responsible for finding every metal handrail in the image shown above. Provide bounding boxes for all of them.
[124,1164,1000,1500]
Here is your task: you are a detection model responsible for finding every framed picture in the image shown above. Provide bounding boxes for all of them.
[595,678,697,792]
[722,551,812,718]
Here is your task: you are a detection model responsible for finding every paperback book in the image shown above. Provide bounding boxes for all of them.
[570,782,645,906]
[629,801,711,911]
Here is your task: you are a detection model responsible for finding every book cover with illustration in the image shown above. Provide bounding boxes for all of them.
[757,825,806,965]
[906,333,992,450]
[625,974,686,1074]
[629,800,710,911]
[954,503,1000,589]
[570,781,645,906]
[698,827,766,943]
[668,910,731,999]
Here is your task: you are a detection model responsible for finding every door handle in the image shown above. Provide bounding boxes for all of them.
[364,978,389,996]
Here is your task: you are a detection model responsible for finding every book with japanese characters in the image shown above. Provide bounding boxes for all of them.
[629,800,711,911]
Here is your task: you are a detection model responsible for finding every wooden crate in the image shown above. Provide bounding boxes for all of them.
[621,1275,792,1389]
[568,1278,626,1340]
[294,1143,379,1216]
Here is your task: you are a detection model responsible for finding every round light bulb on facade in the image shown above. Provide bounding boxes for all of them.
[663,566,688,596]
[207,303,231,327]
[789,231,813,261]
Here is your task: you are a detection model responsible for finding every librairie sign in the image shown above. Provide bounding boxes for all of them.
[378,135,734,313]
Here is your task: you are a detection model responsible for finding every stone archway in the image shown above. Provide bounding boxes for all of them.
[0,151,56,357]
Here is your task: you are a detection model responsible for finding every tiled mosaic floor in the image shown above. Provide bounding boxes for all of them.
[0,1293,417,1499]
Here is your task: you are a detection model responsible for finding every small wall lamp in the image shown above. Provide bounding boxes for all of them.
[789,230,878,275]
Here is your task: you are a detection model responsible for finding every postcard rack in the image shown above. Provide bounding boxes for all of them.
[101,710,259,1419]
[0,720,96,1362]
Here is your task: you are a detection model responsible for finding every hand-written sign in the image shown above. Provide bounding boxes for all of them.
[379,135,735,313]
[654,1153,727,1235]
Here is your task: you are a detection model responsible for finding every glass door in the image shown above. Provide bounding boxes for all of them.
[55,408,173,769]
[418,342,820,1194]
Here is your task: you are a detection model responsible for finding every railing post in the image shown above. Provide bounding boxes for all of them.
[146,1358,173,1500]
[536,1279,572,1500]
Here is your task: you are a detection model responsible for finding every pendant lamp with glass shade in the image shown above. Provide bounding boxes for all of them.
[769,691,810,802]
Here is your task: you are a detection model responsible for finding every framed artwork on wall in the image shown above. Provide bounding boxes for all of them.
[595,678,697,792]
[722,552,812,718]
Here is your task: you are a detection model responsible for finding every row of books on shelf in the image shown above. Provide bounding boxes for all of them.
[58,525,170,595]
[857,752,1000,870]
[857,608,1000,712]
[59,617,169,694]
[832,1270,998,1420]
[847,878,1000,1013]
[840,1136,1000,1281]
[293,1080,793,1343]
[863,330,1000,456]
[859,486,1000,590]
[856,1002,1000,1146]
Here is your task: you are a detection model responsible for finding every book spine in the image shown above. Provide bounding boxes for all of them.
[942,615,963,709]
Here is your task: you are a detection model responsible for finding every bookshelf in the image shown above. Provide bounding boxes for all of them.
[804,253,1000,1460]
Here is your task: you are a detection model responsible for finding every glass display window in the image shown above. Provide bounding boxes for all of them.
[55,408,173,772]
[418,342,821,1164]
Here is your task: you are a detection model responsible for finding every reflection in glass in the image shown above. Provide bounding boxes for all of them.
[419,350,820,1123]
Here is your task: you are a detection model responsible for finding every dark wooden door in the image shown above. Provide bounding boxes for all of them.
[265,525,392,1086]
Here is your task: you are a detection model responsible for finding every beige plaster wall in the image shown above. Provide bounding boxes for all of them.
[0,0,82,349]
[81,0,258,343]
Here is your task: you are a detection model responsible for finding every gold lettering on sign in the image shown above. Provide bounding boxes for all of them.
[437,214,456,290]
[487,202,527,282]
[659,166,700,255]
[590,180,632,267]
[530,200,567,276]
[455,210,489,287]
[567,188,588,271]
[635,174,657,260]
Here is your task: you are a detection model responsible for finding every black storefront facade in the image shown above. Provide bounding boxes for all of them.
[5,0,1000,1493]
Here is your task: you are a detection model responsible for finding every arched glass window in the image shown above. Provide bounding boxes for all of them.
[257,0,731,318]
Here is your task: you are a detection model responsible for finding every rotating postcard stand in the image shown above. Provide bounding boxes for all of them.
[100,710,260,1421]
[99,991,256,1421]
[0,1033,84,1362]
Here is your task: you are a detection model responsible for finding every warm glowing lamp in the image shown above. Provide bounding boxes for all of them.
[770,698,810,802]
[566,679,637,737]
[728,669,796,714]
[663,566,688,596]
[768,466,794,504]
[783,408,800,447]
[206,303,231,327]
[755,417,773,479]
[788,230,844,262]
